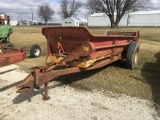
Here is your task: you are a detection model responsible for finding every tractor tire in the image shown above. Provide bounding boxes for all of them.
[30,44,41,58]
[126,41,140,69]
[1,42,15,53]
[4,42,15,48]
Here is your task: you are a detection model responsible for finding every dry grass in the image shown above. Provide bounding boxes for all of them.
[11,26,47,71]
[10,26,160,103]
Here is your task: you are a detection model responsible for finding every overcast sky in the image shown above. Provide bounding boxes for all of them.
[0,0,63,21]
[0,0,159,22]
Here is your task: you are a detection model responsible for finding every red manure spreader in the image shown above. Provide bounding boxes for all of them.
[14,27,140,100]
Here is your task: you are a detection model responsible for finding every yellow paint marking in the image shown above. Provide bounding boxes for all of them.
[84,47,89,51]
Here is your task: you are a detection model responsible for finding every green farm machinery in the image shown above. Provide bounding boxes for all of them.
[0,25,14,47]
[0,14,41,67]
[0,14,14,47]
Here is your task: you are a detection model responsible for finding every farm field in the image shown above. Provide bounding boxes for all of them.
[0,25,160,119]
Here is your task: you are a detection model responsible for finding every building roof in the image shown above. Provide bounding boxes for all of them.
[130,10,160,15]
[75,18,88,23]
[90,10,160,17]
[90,13,107,17]
[63,18,79,21]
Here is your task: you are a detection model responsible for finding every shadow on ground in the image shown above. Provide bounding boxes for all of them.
[142,52,160,116]
[12,60,126,104]
[12,65,109,104]
[12,90,44,104]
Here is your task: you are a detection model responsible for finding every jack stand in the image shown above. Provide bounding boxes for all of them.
[42,82,50,101]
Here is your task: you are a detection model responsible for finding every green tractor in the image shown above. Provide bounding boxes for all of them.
[0,14,14,47]
[0,25,14,47]
[0,14,41,58]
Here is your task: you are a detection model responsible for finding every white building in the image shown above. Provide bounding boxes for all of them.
[10,20,19,26]
[88,10,160,27]
[88,13,109,27]
[127,10,160,26]
[18,20,39,25]
[62,18,79,26]
[75,18,88,25]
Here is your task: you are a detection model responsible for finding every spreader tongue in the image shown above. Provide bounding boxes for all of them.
[16,73,35,94]
[16,86,30,93]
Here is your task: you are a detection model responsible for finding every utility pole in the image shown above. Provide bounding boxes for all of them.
[30,9,33,22]
[127,10,130,26]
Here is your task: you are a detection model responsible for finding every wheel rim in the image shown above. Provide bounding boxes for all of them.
[34,48,40,56]
[134,51,138,64]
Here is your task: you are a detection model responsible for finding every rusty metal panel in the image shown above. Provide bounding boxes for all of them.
[42,27,93,54]
[0,51,26,67]
[42,27,139,68]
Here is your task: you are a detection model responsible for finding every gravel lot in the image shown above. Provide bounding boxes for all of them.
[0,65,159,120]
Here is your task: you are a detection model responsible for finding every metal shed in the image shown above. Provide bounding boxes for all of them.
[88,13,110,27]
[88,10,160,27]
[127,10,160,26]
[62,18,79,26]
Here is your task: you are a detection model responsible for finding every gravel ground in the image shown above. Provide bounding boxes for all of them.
[0,65,159,120]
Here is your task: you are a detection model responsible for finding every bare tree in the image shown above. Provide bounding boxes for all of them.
[37,3,54,24]
[87,0,150,28]
[59,0,82,19]
[86,0,99,14]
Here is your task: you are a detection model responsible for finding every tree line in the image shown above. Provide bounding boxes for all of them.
[38,0,150,28]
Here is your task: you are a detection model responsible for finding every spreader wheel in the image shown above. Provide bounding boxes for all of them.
[126,41,140,69]
[30,44,41,58]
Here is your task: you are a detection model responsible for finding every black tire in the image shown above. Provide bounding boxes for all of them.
[126,41,140,69]
[4,42,15,48]
[30,44,41,58]
[1,42,15,53]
